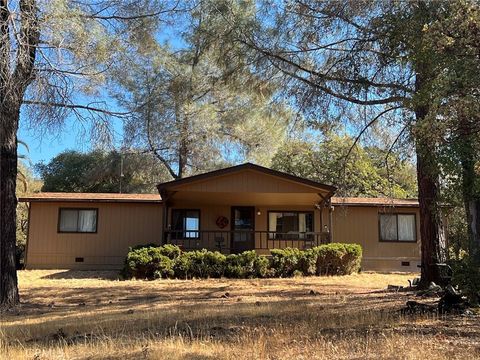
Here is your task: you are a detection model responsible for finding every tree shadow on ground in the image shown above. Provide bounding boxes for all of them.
[40,270,120,280]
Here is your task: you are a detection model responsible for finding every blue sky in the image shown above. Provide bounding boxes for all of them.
[19,19,186,169]
[19,119,83,164]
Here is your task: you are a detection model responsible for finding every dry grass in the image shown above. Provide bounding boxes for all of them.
[1,270,479,360]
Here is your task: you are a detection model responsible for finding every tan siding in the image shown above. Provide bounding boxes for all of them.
[167,202,420,272]
[26,202,163,269]
[26,196,421,272]
[332,206,421,272]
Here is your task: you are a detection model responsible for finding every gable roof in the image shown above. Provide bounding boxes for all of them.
[157,162,337,194]
[18,192,162,203]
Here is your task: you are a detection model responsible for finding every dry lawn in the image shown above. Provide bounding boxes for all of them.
[1,270,479,360]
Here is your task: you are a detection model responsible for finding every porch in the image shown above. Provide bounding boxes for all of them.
[164,229,331,254]
[157,163,337,255]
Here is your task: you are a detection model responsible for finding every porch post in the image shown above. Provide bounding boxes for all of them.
[162,201,168,245]
[328,198,333,243]
[159,190,172,245]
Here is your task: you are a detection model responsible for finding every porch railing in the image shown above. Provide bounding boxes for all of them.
[163,230,331,253]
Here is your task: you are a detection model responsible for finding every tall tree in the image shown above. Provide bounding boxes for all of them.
[423,0,480,259]
[112,0,291,179]
[0,0,174,308]
[235,0,456,285]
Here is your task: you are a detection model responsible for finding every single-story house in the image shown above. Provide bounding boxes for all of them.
[19,163,421,272]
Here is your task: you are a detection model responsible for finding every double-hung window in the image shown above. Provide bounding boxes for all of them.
[171,209,200,239]
[379,213,416,242]
[58,208,98,233]
[268,211,314,239]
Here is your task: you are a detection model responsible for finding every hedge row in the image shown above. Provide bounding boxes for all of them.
[122,243,362,280]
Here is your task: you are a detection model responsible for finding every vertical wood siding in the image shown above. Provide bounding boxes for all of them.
[26,202,163,269]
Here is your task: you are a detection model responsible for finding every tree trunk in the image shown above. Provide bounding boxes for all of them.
[416,147,446,285]
[466,200,480,260]
[0,106,20,308]
[459,115,480,260]
[415,105,446,286]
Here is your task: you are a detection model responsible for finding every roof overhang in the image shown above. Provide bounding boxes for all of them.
[331,197,419,207]
[18,193,162,204]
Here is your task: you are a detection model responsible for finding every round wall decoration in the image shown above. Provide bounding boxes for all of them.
[216,216,229,229]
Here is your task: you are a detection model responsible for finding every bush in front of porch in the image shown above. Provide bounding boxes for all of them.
[122,243,362,280]
[270,243,362,277]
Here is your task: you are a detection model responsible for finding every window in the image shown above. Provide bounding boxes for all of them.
[379,213,416,242]
[268,211,314,239]
[58,208,97,233]
[171,209,200,239]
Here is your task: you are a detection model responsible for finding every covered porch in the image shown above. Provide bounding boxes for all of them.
[158,163,336,254]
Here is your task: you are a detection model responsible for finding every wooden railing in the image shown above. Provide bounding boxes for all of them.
[163,230,330,253]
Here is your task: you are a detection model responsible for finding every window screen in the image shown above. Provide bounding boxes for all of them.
[59,209,97,233]
[379,214,416,242]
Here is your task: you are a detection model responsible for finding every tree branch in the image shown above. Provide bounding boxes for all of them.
[22,100,131,117]
[344,105,403,164]
[243,39,412,94]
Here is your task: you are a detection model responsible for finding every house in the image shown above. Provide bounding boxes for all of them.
[19,163,421,272]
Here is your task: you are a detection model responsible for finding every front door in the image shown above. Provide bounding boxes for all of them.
[231,206,255,253]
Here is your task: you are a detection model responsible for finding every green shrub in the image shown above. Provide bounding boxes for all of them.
[225,251,269,278]
[123,246,174,280]
[298,249,317,276]
[174,249,226,279]
[313,243,362,275]
[253,254,270,278]
[270,248,304,277]
[153,256,175,279]
[159,244,182,260]
[450,256,480,305]
[130,243,159,251]
[122,243,362,280]
[172,252,192,279]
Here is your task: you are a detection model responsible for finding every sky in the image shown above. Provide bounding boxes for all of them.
[19,119,84,165]
[18,11,187,170]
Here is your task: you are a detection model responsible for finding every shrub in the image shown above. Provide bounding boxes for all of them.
[122,243,362,280]
[313,243,362,275]
[153,256,175,279]
[130,243,159,251]
[174,249,226,279]
[270,248,304,277]
[253,254,270,278]
[123,246,174,280]
[450,256,480,305]
[159,244,182,260]
[172,252,192,279]
[298,249,317,276]
[293,270,303,277]
[225,251,270,278]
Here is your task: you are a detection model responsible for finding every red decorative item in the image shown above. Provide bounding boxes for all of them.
[216,216,229,229]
